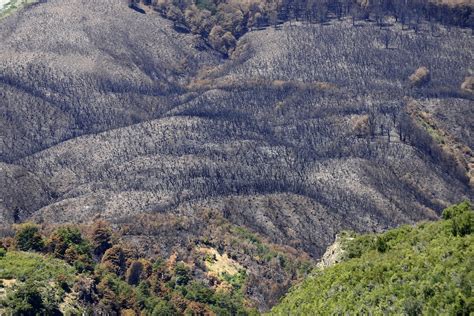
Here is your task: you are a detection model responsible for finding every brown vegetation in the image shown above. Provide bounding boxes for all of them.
[1,0,473,311]
[137,0,474,56]
[461,76,474,93]
[409,67,431,87]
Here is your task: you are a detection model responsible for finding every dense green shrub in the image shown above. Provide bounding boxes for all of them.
[48,226,93,272]
[174,262,191,286]
[14,223,44,252]
[183,281,215,304]
[271,202,474,315]
[0,251,76,283]
[442,200,473,236]
[150,299,177,316]
[3,281,62,315]
[212,290,252,316]
[48,226,90,257]
[3,281,46,315]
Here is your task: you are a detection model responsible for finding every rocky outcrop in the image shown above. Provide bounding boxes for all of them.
[316,235,352,270]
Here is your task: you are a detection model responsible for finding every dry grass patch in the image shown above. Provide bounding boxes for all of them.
[409,66,431,87]
[198,247,243,276]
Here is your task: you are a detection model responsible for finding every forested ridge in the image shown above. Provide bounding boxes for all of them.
[0,218,312,314]
[0,202,472,314]
[271,201,474,315]
[130,0,474,55]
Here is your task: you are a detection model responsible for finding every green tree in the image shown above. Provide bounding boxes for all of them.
[375,235,388,253]
[48,226,88,256]
[4,281,60,315]
[174,262,191,286]
[184,281,215,304]
[151,299,177,316]
[47,226,92,271]
[14,223,44,251]
[442,200,473,236]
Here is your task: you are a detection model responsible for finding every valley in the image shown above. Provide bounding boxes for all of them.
[0,0,473,314]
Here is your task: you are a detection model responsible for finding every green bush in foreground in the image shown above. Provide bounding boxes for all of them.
[271,201,474,315]
[14,223,44,252]
[0,251,76,315]
[0,251,76,283]
[3,281,62,315]
[0,225,258,315]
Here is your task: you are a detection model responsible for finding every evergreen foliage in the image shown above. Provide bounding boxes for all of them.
[3,281,54,315]
[47,226,93,272]
[0,222,261,315]
[0,251,77,315]
[0,251,76,283]
[14,223,44,252]
[271,201,474,315]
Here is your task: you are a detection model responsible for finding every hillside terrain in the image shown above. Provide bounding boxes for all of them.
[133,0,473,56]
[0,0,473,312]
[271,201,473,315]
[0,221,312,314]
[0,202,471,315]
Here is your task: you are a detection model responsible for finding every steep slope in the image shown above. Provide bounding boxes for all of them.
[0,0,473,309]
[0,0,219,162]
[271,201,474,315]
[408,98,474,185]
[2,0,473,245]
[0,220,312,313]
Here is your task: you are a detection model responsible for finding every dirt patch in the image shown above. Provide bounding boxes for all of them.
[198,247,243,276]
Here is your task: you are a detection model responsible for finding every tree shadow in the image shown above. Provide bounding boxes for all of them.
[129,4,145,15]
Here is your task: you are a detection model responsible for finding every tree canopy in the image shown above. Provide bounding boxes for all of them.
[271,201,474,315]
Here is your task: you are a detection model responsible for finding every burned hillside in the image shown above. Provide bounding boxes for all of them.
[0,0,473,310]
